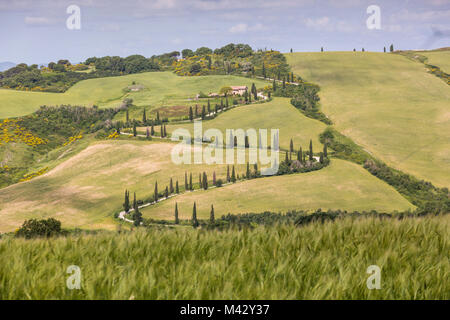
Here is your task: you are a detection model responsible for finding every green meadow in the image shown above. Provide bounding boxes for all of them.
[285,52,450,188]
[1,215,447,299]
[0,72,268,119]
[155,97,326,150]
[420,49,450,73]
[0,136,414,232]
[140,159,414,221]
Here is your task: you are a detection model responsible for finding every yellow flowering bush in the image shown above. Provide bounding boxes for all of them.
[62,134,83,146]
[0,119,47,147]
[19,167,49,182]
[107,132,119,139]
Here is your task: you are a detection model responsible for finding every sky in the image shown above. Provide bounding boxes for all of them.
[0,0,449,64]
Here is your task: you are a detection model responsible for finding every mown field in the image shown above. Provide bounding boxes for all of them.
[285,52,450,188]
[1,215,447,299]
[140,159,414,221]
[420,49,450,73]
[0,71,268,119]
[152,97,326,150]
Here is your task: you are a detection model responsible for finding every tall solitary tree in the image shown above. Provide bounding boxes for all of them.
[309,139,313,161]
[123,190,130,213]
[227,165,230,182]
[133,122,137,137]
[189,106,194,121]
[185,172,188,190]
[390,44,394,52]
[170,178,174,194]
[323,143,328,158]
[189,173,193,190]
[210,205,215,224]
[154,181,158,202]
[176,180,179,194]
[174,203,179,224]
[192,202,199,228]
[231,165,236,182]
[142,108,147,124]
[203,172,208,190]
[151,122,155,136]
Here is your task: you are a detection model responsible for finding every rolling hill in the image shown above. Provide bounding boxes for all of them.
[285,52,450,188]
[0,71,268,119]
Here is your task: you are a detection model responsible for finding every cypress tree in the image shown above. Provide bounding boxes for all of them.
[199,173,202,188]
[133,200,142,227]
[165,186,169,198]
[146,127,150,139]
[320,152,324,164]
[174,203,179,224]
[156,111,160,124]
[189,106,193,121]
[201,105,206,120]
[189,173,193,190]
[160,124,163,137]
[133,192,137,209]
[246,162,250,179]
[207,103,210,114]
[133,122,137,137]
[282,78,286,89]
[273,79,277,92]
[225,98,229,108]
[143,108,147,124]
[213,171,216,185]
[126,109,129,124]
[195,105,198,118]
[285,151,289,163]
[231,165,236,182]
[192,202,199,228]
[290,139,294,153]
[220,99,224,110]
[185,172,188,190]
[299,147,303,162]
[262,62,266,78]
[123,190,130,213]
[170,178,174,194]
[203,172,208,190]
[227,165,230,182]
[210,205,215,224]
[323,143,328,158]
[151,122,155,135]
[176,180,179,194]
[321,47,324,52]
[154,181,158,202]
[390,44,394,52]
[163,124,167,137]
[384,46,386,53]
[309,139,313,161]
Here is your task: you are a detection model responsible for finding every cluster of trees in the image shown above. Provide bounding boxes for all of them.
[84,55,159,74]
[15,218,64,239]
[278,139,330,174]
[270,81,330,124]
[0,54,160,92]
[123,190,143,226]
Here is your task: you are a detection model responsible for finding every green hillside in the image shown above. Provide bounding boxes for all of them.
[0,72,268,119]
[286,52,450,188]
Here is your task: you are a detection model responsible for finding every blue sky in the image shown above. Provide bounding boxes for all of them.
[0,0,449,64]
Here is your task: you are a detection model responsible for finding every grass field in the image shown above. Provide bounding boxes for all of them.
[140,159,414,221]
[154,97,327,150]
[1,214,447,299]
[0,72,268,119]
[285,52,450,188]
[0,137,414,232]
[420,49,450,73]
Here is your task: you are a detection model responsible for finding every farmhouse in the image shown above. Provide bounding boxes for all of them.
[231,86,248,96]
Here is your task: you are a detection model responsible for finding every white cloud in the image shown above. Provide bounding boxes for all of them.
[24,16,52,25]
[304,17,331,30]
[229,22,266,33]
